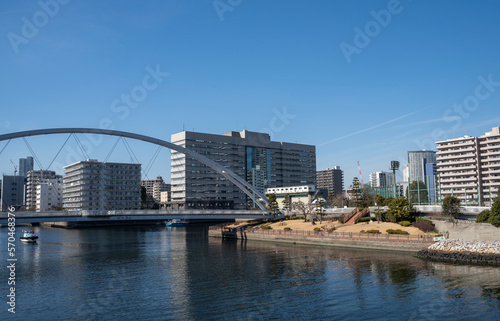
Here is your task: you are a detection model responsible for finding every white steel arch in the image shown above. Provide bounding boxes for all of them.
[0,128,268,210]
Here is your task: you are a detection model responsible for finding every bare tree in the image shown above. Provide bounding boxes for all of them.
[292,200,315,222]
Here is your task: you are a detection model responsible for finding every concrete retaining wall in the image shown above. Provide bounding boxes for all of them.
[432,220,500,242]
[210,230,430,253]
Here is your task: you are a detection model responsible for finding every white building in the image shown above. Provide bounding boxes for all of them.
[171,130,316,209]
[436,127,500,206]
[369,171,394,188]
[36,178,63,212]
[63,159,141,211]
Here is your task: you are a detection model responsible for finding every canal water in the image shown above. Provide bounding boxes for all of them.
[1,225,500,320]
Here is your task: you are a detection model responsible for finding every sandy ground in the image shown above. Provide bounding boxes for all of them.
[229,219,431,235]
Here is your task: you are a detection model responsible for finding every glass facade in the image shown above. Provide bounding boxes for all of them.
[245,147,271,194]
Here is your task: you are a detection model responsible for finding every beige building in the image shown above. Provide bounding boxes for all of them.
[436,127,500,206]
[266,185,317,210]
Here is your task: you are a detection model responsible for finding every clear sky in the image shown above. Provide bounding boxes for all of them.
[1,0,500,186]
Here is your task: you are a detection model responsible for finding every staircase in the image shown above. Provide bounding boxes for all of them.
[344,208,370,225]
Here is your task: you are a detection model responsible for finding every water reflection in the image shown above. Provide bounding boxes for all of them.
[2,226,499,320]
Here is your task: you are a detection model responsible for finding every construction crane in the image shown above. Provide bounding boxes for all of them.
[10,159,17,175]
[357,161,364,186]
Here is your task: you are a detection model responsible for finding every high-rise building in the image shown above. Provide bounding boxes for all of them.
[25,170,63,210]
[408,150,437,183]
[316,166,343,197]
[63,159,141,211]
[0,175,25,211]
[36,178,64,212]
[369,171,394,188]
[171,130,316,209]
[19,156,34,177]
[436,127,500,206]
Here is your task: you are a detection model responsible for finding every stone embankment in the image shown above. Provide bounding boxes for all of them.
[415,239,500,266]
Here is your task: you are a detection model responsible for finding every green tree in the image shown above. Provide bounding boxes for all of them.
[476,209,490,223]
[141,186,148,208]
[442,195,461,220]
[407,181,429,205]
[351,177,362,208]
[267,193,279,215]
[386,197,416,222]
[282,194,290,211]
[315,197,326,224]
[489,196,500,227]
[375,195,386,207]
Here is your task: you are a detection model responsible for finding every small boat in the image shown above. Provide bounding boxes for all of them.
[20,229,38,243]
[166,219,188,227]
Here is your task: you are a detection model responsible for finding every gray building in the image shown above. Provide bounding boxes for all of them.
[316,166,343,197]
[171,130,316,209]
[369,171,395,188]
[25,170,62,210]
[141,176,170,203]
[19,156,34,177]
[408,150,437,183]
[1,175,26,211]
[63,159,141,211]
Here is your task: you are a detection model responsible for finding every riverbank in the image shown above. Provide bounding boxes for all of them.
[208,228,432,253]
[415,239,500,266]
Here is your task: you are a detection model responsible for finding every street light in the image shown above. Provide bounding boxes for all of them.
[389,161,400,198]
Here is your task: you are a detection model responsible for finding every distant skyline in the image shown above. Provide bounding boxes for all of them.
[1,0,500,186]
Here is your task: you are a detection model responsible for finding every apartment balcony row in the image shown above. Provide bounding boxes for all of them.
[440,176,477,183]
[436,152,475,160]
[436,140,475,149]
[436,159,477,166]
[438,170,477,178]
[436,146,475,155]
[436,164,476,172]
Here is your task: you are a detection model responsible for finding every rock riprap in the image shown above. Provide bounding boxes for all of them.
[415,239,500,265]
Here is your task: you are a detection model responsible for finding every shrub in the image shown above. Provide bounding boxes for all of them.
[313,227,322,232]
[339,217,344,224]
[399,221,411,227]
[362,229,381,234]
[356,217,372,223]
[283,227,292,231]
[326,227,335,232]
[285,216,301,221]
[260,225,272,229]
[476,209,490,223]
[386,229,409,235]
[412,218,436,233]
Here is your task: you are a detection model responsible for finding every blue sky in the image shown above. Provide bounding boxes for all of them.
[1,0,500,186]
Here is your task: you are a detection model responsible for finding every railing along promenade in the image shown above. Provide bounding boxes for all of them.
[210,226,435,243]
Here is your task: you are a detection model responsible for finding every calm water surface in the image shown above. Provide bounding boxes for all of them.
[1,225,500,320]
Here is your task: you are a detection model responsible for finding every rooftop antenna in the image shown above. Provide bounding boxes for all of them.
[182,123,185,131]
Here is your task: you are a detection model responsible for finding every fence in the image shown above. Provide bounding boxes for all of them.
[210,226,435,243]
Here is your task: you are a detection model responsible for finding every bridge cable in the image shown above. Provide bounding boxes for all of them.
[144,145,162,177]
[120,137,149,180]
[0,139,11,157]
[72,134,90,160]
[45,133,73,171]
[22,137,45,170]
[103,136,121,163]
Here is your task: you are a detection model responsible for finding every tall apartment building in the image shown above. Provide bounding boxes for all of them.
[63,159,141,211]
[0,175,25,211]
[25,170,62,210]
[316,166,343,197]
[436,127,500,206]
[171,130,316,209]
[141,176,170,203]
[36,178,63,211]
[19,156,34,177]
[408,150,437,183]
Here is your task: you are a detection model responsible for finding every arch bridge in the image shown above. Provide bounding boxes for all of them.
[0,128,269,211]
